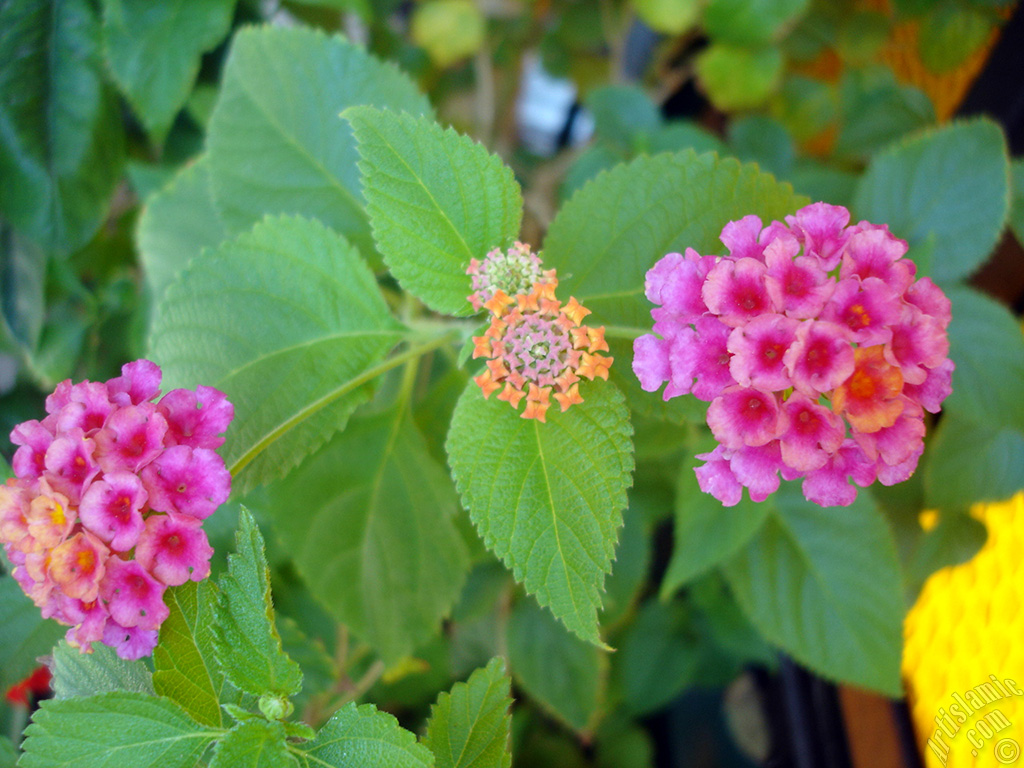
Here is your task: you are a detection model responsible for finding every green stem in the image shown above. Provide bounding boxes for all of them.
[228,329,460,478]
[601,325,648,340]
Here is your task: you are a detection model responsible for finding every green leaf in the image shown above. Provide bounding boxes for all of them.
[943,286,1024,432]
[925,416,1024,509]
[542,150,806,334]
[632,0,701,34]
[722,486,904,695]
[101,0,235,144]
[206,26,431,259]
[835,69,935,161]
[506,599,606,733]
[1010,159,1024,247]
[852,119,1009,284]
[560,146,624,204]
[50,640,155,700]
[585,86,661,150]
[696,44,784,111]
[0,736,14,768]
[905,511,986,600]
[265,405,469,663]
[0,222,46,352]
[616,600,699,716]
[294,702,434,768]
[347,107,523,316]
[153,581,227,728]
[836,11,890,64]
[661,442,770,597]
[209,719,297,768]
[424,658,512,768]
[0,0,125,254]
[19,692,216,768]
[646,122,727,156]
[0,576,63,692]
[148,214,405,491]
[213,507,303,699]
[600,503,651,627]
[446,383,634,646]
[786,161,858,210]
[137,155,227,304]
[727,116,795,178]
[702,0,810,45]
[769,75,838,143]
[411,0,485,68]
[918,3,993,73]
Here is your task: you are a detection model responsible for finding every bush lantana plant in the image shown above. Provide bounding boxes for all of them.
[1,3,1022,767]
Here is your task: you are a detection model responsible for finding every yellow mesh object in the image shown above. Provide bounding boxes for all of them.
[903,493,1024,768]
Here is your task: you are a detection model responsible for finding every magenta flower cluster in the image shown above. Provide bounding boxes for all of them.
[633,203,953,507]
[0,360,233,659]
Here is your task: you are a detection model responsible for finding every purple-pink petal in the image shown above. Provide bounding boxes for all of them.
[140,445,231,519]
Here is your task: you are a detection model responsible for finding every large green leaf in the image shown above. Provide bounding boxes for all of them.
[19,693,216,768]
[206,26,431,258]
[1010,159,1024,247]
[702,0,810,45]
[137,156,226,304]
[446,383,634,646]
[925,416,1024,510]
[852,119,1010,284]
[50,640,154,700]
[102,0,235,144]
[153,581,227,728]
[541,150,807,334]
[209,720,297,768]
[834,69,935,162]
[722,486,904,695]
[661,443,770,597]
[943,286,1024,432]
[294,703,434,768]
[0,576,63,692]
[584,86,661,150]
[0,737,14,768]
[506,599,606,733]
[213,507,303,699]
[615,600,700,716]
[347,108,523,316]
[0,223,46,352]
[918,3,993,73]
[266,405,469,663]
[423,658,512,768]
[0,0,125,253]
[148,215,405,490]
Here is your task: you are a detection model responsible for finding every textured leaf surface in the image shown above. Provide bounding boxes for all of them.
[102,0,235,143]
[137,155,226,303]
[722,486,903,695]
[348,108,523,316]
[153,581,226,728]
[925,416,1024,510]
[266,406,469,663]
[661,444,770,596]
[50,640,154,700]
[0,223,46,352]
[19,693,215,768]
[447,383,634,645]
[207,26,430,257]
[294,702,434,768]
[852,119,1009,284]
[543,150,806,334]
[213,507,303,698]
[209,720,296,768]
[0,0,124,253]
[149,215,404,490]
[506,599,606,733]
[0,576,63,692]
[943,286,1024,432]
[424,658,512,768]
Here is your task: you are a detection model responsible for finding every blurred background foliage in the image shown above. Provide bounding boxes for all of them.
[1,0,1023,765]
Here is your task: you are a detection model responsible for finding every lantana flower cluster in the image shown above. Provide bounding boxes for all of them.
[633,203,953,507]
[469,243,613,422]
[0,360,233,659]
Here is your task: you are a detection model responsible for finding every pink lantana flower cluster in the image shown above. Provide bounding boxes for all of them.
[633,203,953,507]
[0,360,233,659]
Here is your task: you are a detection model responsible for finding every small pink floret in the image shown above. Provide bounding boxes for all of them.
[135,513,213,586]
